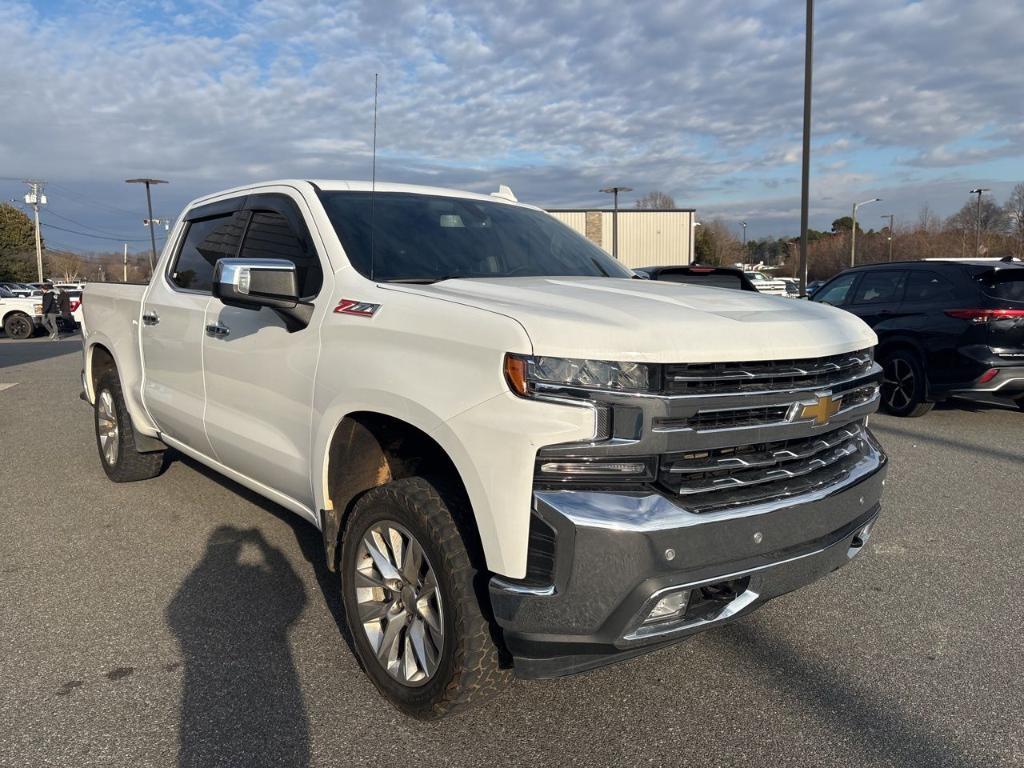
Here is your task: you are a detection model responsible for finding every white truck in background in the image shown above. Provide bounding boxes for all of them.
[1,285,43,339]
[81,180,887,719]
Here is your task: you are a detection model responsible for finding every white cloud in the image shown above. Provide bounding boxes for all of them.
[0,0,1022,245]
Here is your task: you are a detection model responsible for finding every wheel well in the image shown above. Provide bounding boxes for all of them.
[321,412,475,572]
[89,344,117,392]
[876,338,922,363]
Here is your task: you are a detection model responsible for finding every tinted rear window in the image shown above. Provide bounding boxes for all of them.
[170,212,247,292]
[904,271,958,303]
[977,270,1024,303]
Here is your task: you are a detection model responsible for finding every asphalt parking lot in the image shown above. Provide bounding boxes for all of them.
[1,336,1022,768]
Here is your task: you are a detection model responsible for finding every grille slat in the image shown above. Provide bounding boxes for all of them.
[664,351,873,395]
[659,423,870,512]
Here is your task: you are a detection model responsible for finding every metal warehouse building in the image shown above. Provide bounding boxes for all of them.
[547,208,696,269]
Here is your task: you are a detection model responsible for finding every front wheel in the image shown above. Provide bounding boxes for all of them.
[880,350,934,417]
[94,371,165,482]
[3,313,35,340]
[340,476,510,719]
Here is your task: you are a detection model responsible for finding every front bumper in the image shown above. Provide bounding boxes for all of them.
[491,438,886,679]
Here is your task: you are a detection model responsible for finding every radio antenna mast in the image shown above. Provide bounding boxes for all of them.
[369,73,379,281]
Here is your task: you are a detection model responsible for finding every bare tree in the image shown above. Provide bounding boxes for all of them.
[1005,183,1024,258]
[634,191,677,210]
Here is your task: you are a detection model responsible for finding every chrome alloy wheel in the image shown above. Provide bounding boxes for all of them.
[353,521,444,686]
[97,389,119,466]
[883,358,915,411]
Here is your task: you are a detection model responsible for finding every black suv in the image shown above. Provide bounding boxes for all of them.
[812,259,1024,416]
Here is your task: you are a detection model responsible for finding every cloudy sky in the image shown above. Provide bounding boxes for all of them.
[2,0,1023,252]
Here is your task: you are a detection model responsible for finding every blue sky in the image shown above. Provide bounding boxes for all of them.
[2,0,1023,252]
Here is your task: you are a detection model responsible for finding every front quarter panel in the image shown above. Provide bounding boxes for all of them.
[311,282,596,578]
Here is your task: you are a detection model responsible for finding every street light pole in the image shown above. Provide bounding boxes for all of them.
[881,214,894,262]
[850,197,881,267]
[126,178,168,273]
[600,186,633,260]
[798,0,814,296]
[969,188,990,255]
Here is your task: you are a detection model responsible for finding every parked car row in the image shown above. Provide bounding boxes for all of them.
[0,283,82,339]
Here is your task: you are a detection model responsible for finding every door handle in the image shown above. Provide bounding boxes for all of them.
[142,311,160,326]
[205,322,230,338]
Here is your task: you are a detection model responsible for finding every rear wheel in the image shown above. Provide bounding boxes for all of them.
[94,370,165,482]
[880,350,933,417]
[340,476,509,719]
[3,313,35,340]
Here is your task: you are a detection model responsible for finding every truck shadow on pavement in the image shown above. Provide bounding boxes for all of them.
[165,520,312,768]
[0,337,81,368]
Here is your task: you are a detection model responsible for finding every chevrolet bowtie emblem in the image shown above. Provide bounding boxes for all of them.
[800,394,843,425]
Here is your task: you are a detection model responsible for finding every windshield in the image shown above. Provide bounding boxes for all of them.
[318,191,634,282]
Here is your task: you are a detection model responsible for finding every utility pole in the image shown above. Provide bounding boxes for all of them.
[600,186,633,260]
[881,214,895,261]
[798,0,814,296]
[123,243,128,282]
[126,178,168,272]
[969,188,989,255]
[23,180,46,282]
[850,197,881,267]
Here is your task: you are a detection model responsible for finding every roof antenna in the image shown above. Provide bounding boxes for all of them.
[369,72,379,282]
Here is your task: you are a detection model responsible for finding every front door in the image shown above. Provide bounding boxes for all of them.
[201,191,328,512]
[141,207,249,454]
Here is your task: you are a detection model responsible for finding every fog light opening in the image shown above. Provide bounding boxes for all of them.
[643,590,691,625]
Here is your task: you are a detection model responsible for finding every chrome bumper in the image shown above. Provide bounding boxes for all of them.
[491,435,886,679]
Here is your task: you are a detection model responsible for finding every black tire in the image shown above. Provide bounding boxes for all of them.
[94,370,165,482]
[340,476,510,719]
[879,349,934,417]
[3,312,35,340]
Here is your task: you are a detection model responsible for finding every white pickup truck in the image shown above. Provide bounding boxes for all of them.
[81,180,887,719]
[1,285,43,339]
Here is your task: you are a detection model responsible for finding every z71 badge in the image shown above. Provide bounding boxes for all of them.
[334,299,381,317]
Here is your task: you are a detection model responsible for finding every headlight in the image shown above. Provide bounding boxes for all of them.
[505,353,653,396]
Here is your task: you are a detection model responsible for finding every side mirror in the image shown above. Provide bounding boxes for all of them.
[213,258,313,331]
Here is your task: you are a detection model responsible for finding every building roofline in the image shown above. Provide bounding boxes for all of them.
[546,207,696,213]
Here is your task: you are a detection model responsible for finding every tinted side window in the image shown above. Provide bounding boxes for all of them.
[852,271,907,304]
[171,212,247,292]
[814,273,858,306]
[904,271,957,303]
[240,211,323,298]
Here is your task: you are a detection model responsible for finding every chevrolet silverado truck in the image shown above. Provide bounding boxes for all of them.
[81,180,887,719]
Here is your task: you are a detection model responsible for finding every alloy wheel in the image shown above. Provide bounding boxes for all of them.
[353,521,444,686]
[97,389,119,466]
[883,358,915,411]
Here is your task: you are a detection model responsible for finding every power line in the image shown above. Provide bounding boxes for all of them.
[45,181,142,217]
[41,222,151,242]
[44,208,141,240]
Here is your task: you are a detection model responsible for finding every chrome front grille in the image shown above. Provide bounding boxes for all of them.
[660,423,872,512]
[663,350,874,396]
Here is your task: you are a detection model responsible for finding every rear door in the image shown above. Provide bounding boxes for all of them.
[898,269,966,386]
[847,270,908,328]
[140,201,248,453]
[201,191,329,512]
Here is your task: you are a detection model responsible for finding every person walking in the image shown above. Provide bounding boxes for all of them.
[41,282,61,341]
[58,287,72,335]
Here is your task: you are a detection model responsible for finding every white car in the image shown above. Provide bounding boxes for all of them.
[0,285,43,339]
[81,179,887,718]
[744,270,790,296]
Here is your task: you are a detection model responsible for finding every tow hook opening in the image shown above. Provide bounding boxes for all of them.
[847,522,874,559]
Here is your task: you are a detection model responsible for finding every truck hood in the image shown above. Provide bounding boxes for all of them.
[395,276,876,362]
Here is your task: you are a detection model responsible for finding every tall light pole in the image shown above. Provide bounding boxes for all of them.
[969,188,990,255]
[798,0,814,296]
[126,178,168,272]
[880,213,895,262]
[600,186,633,260]
[850,197,881,267]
